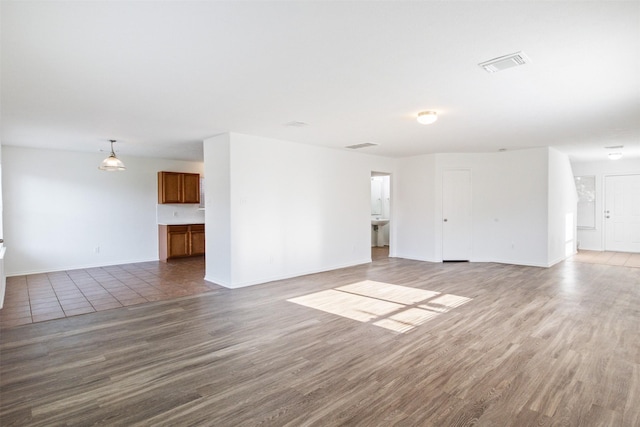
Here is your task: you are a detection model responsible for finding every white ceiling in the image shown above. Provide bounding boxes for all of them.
[2,1,639,163]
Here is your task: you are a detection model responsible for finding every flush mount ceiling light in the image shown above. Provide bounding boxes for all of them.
[605,145,624,160]
[417,111,438,125]
[99,140,126,171]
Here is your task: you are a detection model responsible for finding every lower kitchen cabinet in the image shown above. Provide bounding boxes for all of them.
[189,224,206,256]
[159,224,205,261]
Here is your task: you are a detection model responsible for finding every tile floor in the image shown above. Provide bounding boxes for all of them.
[568,250,640,268]
[0,256,219,328]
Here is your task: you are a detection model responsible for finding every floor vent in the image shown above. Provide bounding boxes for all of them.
[479,51,530,73]
[345,142,379,149]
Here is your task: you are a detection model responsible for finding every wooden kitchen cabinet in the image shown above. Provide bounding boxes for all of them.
[159,224,205,261]
[158,171,200,204]
[189,224,206,256]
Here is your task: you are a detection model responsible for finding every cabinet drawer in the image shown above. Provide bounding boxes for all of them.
[167,225,189,233]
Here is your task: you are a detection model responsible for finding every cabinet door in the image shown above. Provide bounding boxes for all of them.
[158,172,183,204]
[190,225,205,255]
[167,226,190,258]
[182,173,201,204]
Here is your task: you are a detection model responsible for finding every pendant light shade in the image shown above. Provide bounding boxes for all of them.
[99,140,126,171]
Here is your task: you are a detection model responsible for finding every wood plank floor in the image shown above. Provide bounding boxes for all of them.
[1,256,639,426]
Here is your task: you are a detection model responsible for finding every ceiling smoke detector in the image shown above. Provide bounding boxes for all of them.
[345,142,379,149]
[479,51,530,73]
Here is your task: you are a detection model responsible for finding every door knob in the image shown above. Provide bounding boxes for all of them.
[443,219,448,222]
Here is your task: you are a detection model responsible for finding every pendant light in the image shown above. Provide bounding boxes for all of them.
[99,140,126,171]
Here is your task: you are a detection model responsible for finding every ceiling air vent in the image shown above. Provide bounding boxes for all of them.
[284,121,309,127]
[345,142,379,149]
[479,51,530,73]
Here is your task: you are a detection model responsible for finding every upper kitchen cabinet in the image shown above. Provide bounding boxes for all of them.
[158,171,201,204]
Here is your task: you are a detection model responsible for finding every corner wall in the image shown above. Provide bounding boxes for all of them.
[393,154,438,261]
[547,148,578,265]
[436,149,550,266]
[393,148,566,267]
[0,144,4,306]
[203,133,232,286]
[203,132,394,288]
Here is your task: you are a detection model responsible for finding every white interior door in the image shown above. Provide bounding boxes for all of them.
[442,169,472,261]
[605,174,640,253]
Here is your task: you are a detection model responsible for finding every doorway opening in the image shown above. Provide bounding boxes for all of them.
[371,172,391,260]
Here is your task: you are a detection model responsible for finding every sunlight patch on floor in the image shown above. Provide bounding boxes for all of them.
[287,280,472,333]
[288,289,403,322]
[337,280,440,305]
[372,307,441,334]
[421,293,472,313]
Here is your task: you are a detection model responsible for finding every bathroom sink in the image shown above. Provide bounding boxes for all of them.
[371,219,389,226]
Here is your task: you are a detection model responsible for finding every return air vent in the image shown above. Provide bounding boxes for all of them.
[345,142,379,150]
[284,121,309,127]
[479,51,530,73]
[604,145,624,149]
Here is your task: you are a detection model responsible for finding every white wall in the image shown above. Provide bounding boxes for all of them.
[547,148,578,265]
[437,149,552,266]
[0,144,5,307]
[393,148,562,267]
[156,204,204,225]
[393,154,438,261]
[203,132,393,288]
[0,143,4,240]
[2,146,203,275]
[571,158,640,251]
[203,133,232,286]
[2,141,585,283]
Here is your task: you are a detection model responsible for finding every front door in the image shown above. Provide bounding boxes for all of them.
[442,169,472,261]
[604,174,640,252]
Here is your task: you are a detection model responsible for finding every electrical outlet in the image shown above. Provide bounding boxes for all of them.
[94,246,100,254]
[173,211,178,217]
